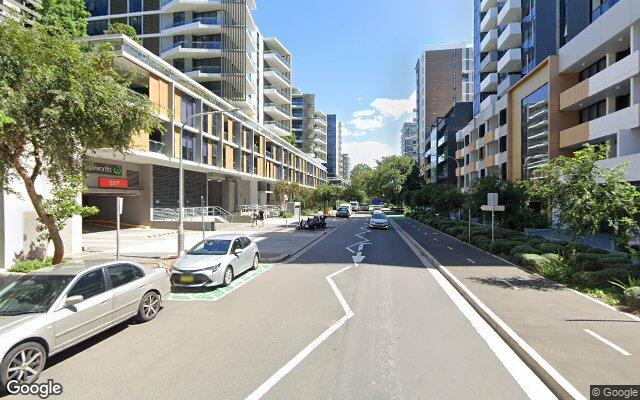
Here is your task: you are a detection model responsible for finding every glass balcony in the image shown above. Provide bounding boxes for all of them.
[264,50,290,66]
[172,17,223,27]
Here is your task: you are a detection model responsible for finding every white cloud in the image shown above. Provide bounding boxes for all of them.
[342,140,396,167]
[370,91,417,118]
[348,115,384,131]
[352,109,376,118]
[341,126,366,138]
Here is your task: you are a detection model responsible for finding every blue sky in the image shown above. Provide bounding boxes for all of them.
[254,0,473,167]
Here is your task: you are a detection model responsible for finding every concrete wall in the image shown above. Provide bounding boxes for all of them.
[1,177,82,270]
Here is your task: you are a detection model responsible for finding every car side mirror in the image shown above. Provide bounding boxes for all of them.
[64,295,84,308]
[234,249,243,256]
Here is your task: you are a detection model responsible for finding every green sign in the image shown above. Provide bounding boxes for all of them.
[85,162,123,176]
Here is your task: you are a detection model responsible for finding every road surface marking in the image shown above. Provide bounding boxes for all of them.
[433,238,439,242]
[583,329,631,356]
[446,246,453,250]
[245,266,354,400]
[467,258,476,264]
[168,264,274,302]
[499,279,518,290]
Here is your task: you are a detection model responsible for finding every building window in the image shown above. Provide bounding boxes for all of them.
[87,19,108,35]
[521,84,549,179]
[182,131,195,161]
[616,48,630,62]
[500,136,507,152]
[86,0,108,16]
[479,124,485,138]
[559,0,568,46]
[579,100,606,123]
[129,0,142,12]
[591,0,620,22]
[128,17,142,34]
[499,109,507,126]
[479,147,485,159]
[615,94,630,111]
[579,57,606,82]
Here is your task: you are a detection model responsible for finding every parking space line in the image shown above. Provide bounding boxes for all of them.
[583,329,631,356]
[245,265,354,400]
[467,258,476,264]
[168,264,274,302]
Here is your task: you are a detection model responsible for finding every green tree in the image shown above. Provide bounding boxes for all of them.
[314,184,343,210]
[532,143,640,247]
[367,156,415,205]
[342,184,366,203]
[105,22,141,43]
[0,22,159,263]
[282,135,296,146]
[39,0,90,37]
[401,162,423,204]
[349,163,374,193]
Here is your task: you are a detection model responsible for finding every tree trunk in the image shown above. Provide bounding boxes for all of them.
[12,161,65,264]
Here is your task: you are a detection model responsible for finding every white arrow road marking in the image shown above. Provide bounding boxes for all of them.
[584,329,631,356]
[245,266,354,400]
[352,252,365,264]
[345,240,370,254]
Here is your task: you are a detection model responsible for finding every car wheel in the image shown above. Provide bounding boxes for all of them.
[222,266,234,287]
[250,254,259,271]
[0,342,47,388]
[136,291,161,322]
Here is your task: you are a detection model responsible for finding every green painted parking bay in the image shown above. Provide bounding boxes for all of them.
[168,264,274,302]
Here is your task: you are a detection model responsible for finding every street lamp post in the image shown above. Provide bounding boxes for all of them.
[177,108,239,256]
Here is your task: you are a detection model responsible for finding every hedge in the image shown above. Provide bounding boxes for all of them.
[514,253,549,271]
[571,268,630,287]
[510,244,541,256]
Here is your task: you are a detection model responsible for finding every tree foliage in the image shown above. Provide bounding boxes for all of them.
[282,135,296,146]
[105,22,141,43]
[0,21,159,263]
[39,0,90,37]
[342,185,366,203]
[313,183,343,209]
[366,156,415,205]
[349,163,373,193]
[531,144,640,247]
[405,183,463,214]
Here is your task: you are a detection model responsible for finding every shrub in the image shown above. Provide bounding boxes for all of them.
[537,242,565,254]
[526,236,546,247]
[11,257,54,273]
[445,226,466,236]
[577,253,631,272]
[279,211,294,218]
[571,268,630,288]
[623,287,640,308]
[472,235,491,247]
[514,253,549,271]
[489,239,515,256]
[538,253,579,283]
[510,244,541,256]
[541,253,562,262]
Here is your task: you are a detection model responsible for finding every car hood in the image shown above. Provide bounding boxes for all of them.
[0,314,43,336]
[174,254,229,272]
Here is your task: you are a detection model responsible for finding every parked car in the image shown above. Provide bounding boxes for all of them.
[359,204,370,212]
[369,212,389,229]
[336,206,351,218]
[171,235,259,288]
[350,202,359,213]
[0,260,170,387]
[339,203,352,213]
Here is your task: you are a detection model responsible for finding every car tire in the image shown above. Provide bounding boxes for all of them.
[250,254,259,271]
[222,266,234,287]
[0,341,47,388]
[136,291,161,323]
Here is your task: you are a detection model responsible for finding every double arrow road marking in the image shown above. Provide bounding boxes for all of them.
[345,226,371,265]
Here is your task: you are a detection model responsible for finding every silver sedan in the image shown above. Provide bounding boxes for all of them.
[171,234,260,288]
[0,260,170,388]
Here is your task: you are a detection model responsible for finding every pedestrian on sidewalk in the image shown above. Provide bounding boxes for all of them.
[258,207,265,227]
[251,209,258,227]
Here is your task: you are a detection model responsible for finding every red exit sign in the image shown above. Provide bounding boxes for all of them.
[98,177,128,189]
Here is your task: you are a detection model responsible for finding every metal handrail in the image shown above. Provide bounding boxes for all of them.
[264,50,290,66]
[152,206,234,223]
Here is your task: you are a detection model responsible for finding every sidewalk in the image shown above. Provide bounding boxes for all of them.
[393,218,640,400]
[77,217,346,266]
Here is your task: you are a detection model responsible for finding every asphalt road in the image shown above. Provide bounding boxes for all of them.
[6,216,552,399]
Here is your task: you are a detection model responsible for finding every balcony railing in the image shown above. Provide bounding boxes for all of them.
[264,50,290,66]
[264,85,290,100]
[266,121,290,132]
[264,102,290,116]
[149,140,165,153]
[172,17,223,27]
[169,41,222,51]
[186,65,222,74]
[264,68,290,83]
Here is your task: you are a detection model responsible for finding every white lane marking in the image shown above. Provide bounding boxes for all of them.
[446,246,453,250]
[433,238,439,242]
[245,266,354,400]
[467,258,476,264]
[583,329,631,356]
[499,279,518,290]
[393,221,562,400]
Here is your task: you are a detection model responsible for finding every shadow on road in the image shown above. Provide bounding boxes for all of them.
[468,276,564,291]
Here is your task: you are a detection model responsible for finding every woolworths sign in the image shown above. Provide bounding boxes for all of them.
[85,162,123,176]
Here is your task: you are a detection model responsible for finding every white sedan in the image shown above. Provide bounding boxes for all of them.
[171,235,260,288]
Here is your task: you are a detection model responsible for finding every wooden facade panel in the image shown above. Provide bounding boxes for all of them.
[174,91,182,122]
[174,127,181,158]
[131,131,149,152]
[224,145,234,170]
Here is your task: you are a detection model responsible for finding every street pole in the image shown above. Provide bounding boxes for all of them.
[201,195,205,240]
[116,197,122,260]
[468,208,471,243]
[491,208,495,243]
[177,108,239,256]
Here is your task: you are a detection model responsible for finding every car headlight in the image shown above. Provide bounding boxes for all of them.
[210,263,221,273]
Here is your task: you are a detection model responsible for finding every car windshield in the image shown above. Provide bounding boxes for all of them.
[187,239,231,255]
[373,214,387,220]
[0,275,74,316]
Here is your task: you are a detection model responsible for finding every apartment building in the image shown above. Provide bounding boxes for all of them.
[262,36,292,137]
[556,0,640,184]
[456,0,557,188]
[0,0,40,23]
[290,89,328,163]
[416,42,474,171]
[341,153,351,183]
[426,102,473,185]
[85,0,263,121]
[401,121,419,162]
[327,114,344,183]
[314,110,328,163]
[84,34,325,222]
